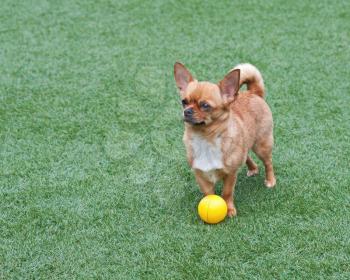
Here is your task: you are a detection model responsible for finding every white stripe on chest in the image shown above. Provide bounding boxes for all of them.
[191,134,224,172]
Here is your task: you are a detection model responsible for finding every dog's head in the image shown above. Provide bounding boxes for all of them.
[174,62,240,126]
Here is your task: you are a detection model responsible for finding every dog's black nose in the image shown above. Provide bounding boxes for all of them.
[184,108,193,117]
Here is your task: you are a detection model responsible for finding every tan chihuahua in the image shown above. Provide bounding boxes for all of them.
[174,62,276,217]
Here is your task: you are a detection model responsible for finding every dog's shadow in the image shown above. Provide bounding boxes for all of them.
[214,166,274,216]
[179,161,276,219]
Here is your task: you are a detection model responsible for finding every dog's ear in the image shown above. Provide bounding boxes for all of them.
[219,69,240,103]
[174,62,194,93]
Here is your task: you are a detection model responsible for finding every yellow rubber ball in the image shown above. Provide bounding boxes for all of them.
[198,195,227,224]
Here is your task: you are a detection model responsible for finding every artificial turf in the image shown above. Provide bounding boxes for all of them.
[1,0,350,278]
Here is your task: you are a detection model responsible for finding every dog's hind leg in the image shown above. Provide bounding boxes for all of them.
[246,155,259,177]
[253,135,276,188]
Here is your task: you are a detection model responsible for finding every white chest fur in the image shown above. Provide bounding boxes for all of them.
[191,134,224,172]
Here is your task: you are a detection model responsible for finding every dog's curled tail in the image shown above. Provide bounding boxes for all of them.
[233,63,265,98]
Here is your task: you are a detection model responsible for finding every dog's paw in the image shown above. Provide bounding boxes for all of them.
[247,168,259,177]
[227,206,237,217]
[265,178,276,188]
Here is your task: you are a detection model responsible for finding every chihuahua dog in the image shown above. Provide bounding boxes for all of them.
[174,62,276,217]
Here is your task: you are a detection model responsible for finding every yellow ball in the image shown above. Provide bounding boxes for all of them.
[198,195,227,224]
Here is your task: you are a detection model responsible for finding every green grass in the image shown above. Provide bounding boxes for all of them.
[1,0,350,278]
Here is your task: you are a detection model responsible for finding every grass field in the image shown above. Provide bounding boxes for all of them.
[1,0,350,279]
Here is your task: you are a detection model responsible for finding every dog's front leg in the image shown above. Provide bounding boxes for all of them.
[194,170,215,196]
[222,172,238,217]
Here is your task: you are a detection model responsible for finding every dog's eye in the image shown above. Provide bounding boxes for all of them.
[200,102,211,110]
[181,99,188,107]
